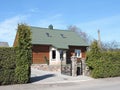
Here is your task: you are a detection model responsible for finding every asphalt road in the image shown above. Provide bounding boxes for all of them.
[0,77,120,90]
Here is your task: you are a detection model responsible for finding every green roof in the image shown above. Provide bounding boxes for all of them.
[31,26,88,49]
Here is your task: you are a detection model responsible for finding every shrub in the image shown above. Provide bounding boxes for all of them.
[86,40,102,70]
[0,24,32,85]
[44,56,49,65]
[0,48,16,85]
[86,40,120,78]
[15,24,32,83]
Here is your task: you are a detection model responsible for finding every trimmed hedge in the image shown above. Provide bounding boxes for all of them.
[86,41,120,78]
[0,48,16,85]
[0,24,32,85]
[15,24,32,84]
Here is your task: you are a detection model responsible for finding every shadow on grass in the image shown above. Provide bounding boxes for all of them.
[30,74,55,83]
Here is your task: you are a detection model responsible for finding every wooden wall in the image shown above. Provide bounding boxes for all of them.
[66,46,87,63]
[32,45,50,64]
[32,45,87,64]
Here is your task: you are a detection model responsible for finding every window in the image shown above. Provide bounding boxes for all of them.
[75,49,81,58]
[60,50,63,60]
[46,32,52,37]
[52,50,56,59]
[60,34,66,38]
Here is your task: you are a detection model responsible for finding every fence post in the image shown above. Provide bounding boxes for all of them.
[71,54,77,77]
[81,58,86,76]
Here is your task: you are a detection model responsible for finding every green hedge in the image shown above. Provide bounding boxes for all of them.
[15,24,32,84]
[90,58,120,78]
[0,48,16,85]
[0,24,32,85]
[86,41,120,78]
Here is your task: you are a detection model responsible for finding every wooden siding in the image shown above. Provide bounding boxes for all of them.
[66,46,87,63]
[32,45,50,64]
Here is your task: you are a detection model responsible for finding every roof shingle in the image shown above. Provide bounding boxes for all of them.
[31,26,88,49]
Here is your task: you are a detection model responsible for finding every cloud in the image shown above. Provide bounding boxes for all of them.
[34,14,67,29]
[77,15,120,42]
[0,13,66,46]
[29,8,40,13]
[0,15,27,46]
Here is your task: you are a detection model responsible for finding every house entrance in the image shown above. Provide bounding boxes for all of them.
[77,61,83,75]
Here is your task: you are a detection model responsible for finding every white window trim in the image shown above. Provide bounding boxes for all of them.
[52,50,56,60]
[75,49,82,58]
[50,47,59,61]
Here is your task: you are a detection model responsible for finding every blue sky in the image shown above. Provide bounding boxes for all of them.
[0,0,120,46]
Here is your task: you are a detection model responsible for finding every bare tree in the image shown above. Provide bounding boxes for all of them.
[101,41,120,51]
[67,25,93,44]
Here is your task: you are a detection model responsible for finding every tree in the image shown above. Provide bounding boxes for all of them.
[86,40,101,69]
[67,25,92,44]
[86,40,120,78]
[101,41,120,51]
[15,24,32,83]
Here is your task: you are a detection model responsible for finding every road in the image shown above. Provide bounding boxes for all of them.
[46,77,120,90]
[0,77,120,90]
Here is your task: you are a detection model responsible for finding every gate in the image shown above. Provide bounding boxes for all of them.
[61,60,72,76]
[61,59,83,76]
[77,62,82,75]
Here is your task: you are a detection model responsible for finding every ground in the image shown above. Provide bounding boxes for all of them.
[30,67,92,84]
[0,67,120,90]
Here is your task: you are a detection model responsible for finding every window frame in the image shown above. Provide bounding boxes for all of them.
[75,49,81,58]
[52,50,56,59]
[59,50,64,60]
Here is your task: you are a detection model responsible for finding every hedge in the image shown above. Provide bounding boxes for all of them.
[90,59,120,78]
[0,48,16,85]
[86,41,120,78]
[15,24,32,84]
[0,24,32,85]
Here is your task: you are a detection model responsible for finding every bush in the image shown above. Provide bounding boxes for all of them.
[86,41,120,78]
[0,48,16,85]
[0,24,32,85]
[15,24,32,83]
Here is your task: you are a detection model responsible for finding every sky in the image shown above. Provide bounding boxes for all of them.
[0,0,120,46]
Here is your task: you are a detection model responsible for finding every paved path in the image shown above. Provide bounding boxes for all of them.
[30,67,93,84]
[1,76,120,90]
[0,67,93,90]
[1,68,120,90]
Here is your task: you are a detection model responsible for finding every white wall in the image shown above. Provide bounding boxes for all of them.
[49,47,60,65]
[49,46,66,65]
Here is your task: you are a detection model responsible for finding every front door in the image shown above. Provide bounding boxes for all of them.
[59,50,66,64]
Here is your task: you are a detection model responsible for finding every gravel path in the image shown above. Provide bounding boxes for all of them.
[30,67,93,84]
